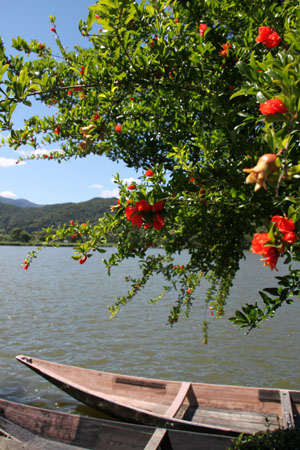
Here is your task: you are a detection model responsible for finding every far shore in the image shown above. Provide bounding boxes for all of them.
[0,241,115,247]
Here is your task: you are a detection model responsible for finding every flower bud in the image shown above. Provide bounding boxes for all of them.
[243,153,279,191]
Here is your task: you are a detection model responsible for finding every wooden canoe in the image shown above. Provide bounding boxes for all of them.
[0,398,233,450]
[16,354,300,437]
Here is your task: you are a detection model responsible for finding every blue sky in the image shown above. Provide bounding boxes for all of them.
[1,1,140,205]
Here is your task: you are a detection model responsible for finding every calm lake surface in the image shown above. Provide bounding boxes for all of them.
[0,245,299,416]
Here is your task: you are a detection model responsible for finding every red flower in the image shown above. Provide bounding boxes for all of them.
[187,288,191,294]
[67,90,72,95]
[115,124,122,133]
[135,200,151,212]
[70,220,74,225]
[189,177,195,182]
[152,200,165,212]
[271,215,295,233]
[50,27,56,33]
[54,125,61,135]
[72,233,77,239]
[180,265,184,269]
[252,232,271,255]
[127,184,136,190]
[125,199,165,229]
[256,26,281,49]
[145,169,154,177]
[219,42,231,57]
[261,247,279,271]
[93,114,100,121]
[199,23,208,37]
[173,265,178,269]
[282,232,298,244]
[252,232,284,271]
[80,65,85,75]
[153,213,165,230]
[131,212,144,228]
[79,255,87,264]
[125,205,136,220]
[259,99,288,115]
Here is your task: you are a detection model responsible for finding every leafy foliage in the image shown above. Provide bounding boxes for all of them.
[230,427,300,449]
[0,0,299,337]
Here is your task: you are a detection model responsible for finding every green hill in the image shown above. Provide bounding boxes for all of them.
[0,197,117,234]
[0,196,41,208]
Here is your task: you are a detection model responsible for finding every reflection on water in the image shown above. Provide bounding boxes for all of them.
[0,245,299,413]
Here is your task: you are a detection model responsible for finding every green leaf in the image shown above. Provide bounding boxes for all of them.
[263,287,279,296]
[259,290,271,305]
[236,61,253,80]
[0,64,9,81]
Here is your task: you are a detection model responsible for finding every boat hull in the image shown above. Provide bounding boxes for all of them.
[0,398,233,450]
[16,354,300,437]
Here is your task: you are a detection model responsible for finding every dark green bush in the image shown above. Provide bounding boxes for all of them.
[231,428,300,450]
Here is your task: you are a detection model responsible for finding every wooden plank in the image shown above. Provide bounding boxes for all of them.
[280,390,295,429]
[259,389,300,406]
[143,428,172,450]
[291,391,300,403]
[0,417,78,450]
[164,382,191,418]
[182,406,280,433]
[116,377,166,390]
[0,428,20,441]
[0,437,33,450]
[168,430,235,450]
[258,389,280,402]
[0,416,37,443]
[143,383,192,449]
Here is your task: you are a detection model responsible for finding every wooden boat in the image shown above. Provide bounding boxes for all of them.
[16,354,300,438]
[0,398,233,450]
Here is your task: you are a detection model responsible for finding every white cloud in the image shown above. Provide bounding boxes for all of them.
[122,177,140,185]
[89,184,103,189]
[99,188,120,198]
[0,157,26,167]
[90,177,140,198]
[22,149,49,157]
[18,148,64,157]
[0,190,17,199]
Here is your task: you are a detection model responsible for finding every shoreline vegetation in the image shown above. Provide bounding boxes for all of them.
[0,241,115,247]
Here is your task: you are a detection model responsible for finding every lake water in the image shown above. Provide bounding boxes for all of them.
[0,245,299,416]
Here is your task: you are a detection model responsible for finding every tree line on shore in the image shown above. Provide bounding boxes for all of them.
[0,197,116,243]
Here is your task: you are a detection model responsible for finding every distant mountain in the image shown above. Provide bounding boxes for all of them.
[0,196,42,208]
[0,197,117,233]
